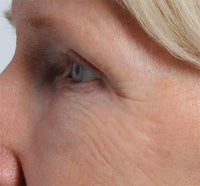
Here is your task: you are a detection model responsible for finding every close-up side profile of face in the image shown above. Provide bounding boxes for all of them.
[1,0,200,185]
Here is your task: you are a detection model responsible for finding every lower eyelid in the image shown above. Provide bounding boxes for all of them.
[56,78,105,94]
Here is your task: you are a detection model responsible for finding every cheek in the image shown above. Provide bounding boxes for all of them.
[23,83,200,184]
[29,87,162,185]
[27,90,134,184]
[131,87,200,174]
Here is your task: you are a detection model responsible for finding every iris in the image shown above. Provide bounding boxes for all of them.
[71,63,100,83]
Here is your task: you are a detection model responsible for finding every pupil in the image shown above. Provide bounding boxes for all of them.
[75,65,81,75]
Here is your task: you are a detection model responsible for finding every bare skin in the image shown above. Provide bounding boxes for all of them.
[1,0,200,185]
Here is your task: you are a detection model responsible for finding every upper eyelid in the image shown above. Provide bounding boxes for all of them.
[60,49,105,78]
[39,48,103,83]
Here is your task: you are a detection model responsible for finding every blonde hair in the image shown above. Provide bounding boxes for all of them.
[118,0,200,68]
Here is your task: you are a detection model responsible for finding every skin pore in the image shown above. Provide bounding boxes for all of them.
[1,0,200,185]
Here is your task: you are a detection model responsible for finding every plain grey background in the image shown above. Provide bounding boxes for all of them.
[0,0,16,74]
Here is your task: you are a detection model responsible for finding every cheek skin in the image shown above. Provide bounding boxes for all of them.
[24,87,148,185]
[19,77,200,186]
[25,93,128,185]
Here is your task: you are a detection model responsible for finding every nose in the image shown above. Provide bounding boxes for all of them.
[0,60,30,186]
[0,146,25,186]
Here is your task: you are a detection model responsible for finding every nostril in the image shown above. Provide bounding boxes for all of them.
[0,146,26,186]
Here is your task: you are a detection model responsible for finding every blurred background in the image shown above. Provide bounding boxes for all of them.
[0,0,16,74]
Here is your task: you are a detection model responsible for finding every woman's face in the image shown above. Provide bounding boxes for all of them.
[1,0,200,185]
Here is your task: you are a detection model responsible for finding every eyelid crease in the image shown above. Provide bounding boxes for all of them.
[59,49,105,79]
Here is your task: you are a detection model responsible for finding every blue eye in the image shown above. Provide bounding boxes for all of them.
[71,63,100,83]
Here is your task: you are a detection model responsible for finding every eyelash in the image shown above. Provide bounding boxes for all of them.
[46,51,104,92]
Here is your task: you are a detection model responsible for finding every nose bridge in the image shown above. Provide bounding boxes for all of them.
[0,62,31,147]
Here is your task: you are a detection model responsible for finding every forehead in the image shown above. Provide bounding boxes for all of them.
[12,0,122,25]
[12,0,131,49]
[12,0,129,50]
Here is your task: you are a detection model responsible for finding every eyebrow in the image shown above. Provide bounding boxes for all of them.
[4,8,55,30]
[25,16,55,31]
[4,8,14,26]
